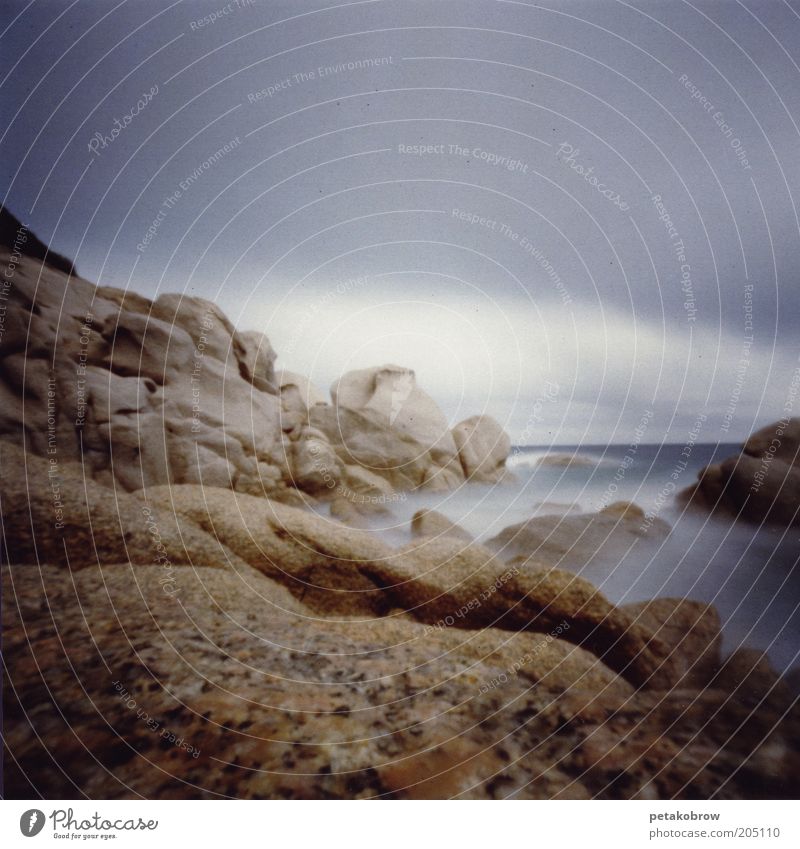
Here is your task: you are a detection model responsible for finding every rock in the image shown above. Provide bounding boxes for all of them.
[339,463,395,500]
[0,441,244,572]
[92,411,172,490]
[94,285,153,317]
[680,418,800,527]
[309,404,436,491]
[329,495,368,526]
[536,453,598,468]
[0,239,501,501]
[234,330,278,394]
[130,483,671,687]
[288,426,341,493]
[276,369,327,407]
[0,353,83,460]
[486,501,670,567]
[713,648,793,710]
[744,418,800,467]
[102,310,195,384]
[267,486,318,509]
[599,501,647,521]
[683,454,800,526]
[411,508,472,542]
[0,245,285,497]
[0,563,603,799]
[329,495,391,527]
[84,367,160,423]
[621,598,721,688]
[419,463,465,492]
[160,356,282,459]
[1,206,76,275]
[452,415,510,483]
[150,293,237,363]
[332,364,457,459]
[8,560,795,798]
[385,537,676,689]
[6,215,798,800]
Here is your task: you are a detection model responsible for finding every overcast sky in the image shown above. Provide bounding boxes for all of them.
[2,0,799,444]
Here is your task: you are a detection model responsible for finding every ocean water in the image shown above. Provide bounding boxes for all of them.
[362,443,800,674]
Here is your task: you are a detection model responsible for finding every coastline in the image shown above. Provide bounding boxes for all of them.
[2,228,799,799]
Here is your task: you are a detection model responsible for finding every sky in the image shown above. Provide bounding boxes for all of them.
[2,0,799,444]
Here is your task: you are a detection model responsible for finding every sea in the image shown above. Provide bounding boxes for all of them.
[364,443,800,674]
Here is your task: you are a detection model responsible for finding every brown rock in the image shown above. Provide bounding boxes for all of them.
[5,561,796,799]
[386,537,676,688]
[622,598,721,688]
[486,501,669,567]
[680,418,800,526]
[0,441,248,573]
[411,508,472,542]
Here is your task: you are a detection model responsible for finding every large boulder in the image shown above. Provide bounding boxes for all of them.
[0,238,285,496]
[680,418,800,526]
[487,502,670,568]
[745,418,800,466]
[452,415,511,483]
[309,404,455,491]
[331,364,457,460]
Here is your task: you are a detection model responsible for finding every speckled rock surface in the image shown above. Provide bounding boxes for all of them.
[5,562,798,799]
[3,411,799,798]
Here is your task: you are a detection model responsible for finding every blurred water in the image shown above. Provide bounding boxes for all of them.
[360,443,800,673]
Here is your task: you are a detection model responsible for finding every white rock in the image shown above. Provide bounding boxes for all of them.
[452,415,510,483]
[331,364,457,458]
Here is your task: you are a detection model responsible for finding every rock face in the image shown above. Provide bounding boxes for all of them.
[0,214,506,500]
[4,462,798,798]
[680,418,800,526]
[452,415,511,483]
[486,502,670,569]
[276,369,327,407]
[311,369,512,493]
[332,364,457,458]
[308,404,460,493]
[411,508,473,541]
[0,224,287,498]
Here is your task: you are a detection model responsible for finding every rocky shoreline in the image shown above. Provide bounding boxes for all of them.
[2,215,798,799]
